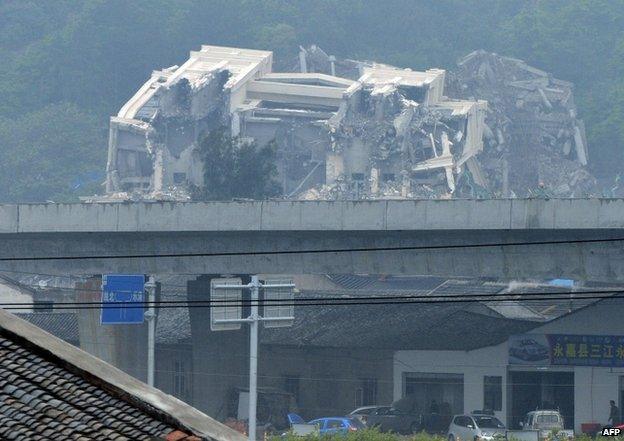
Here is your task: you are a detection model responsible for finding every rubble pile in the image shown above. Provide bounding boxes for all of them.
[297,46,599,199]
[448,50,598,197]
[81,187,192,203]
[296,61,487,200]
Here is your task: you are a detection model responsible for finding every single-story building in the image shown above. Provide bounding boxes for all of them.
[394,297,624,433]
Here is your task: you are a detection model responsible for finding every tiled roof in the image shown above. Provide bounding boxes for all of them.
[2,272,87,291]
[14,273,620,352]
[15,312,79,345]
[0,309,247,441]
[157,307,191,345]
[0,332,174,440]
[18,311,190,347]
[327,274,446,291]
[327,275,617,322]
[157,275,191,345]
[260,289,538,350]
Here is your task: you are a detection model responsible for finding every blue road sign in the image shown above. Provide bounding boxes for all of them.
[101,275,145,325]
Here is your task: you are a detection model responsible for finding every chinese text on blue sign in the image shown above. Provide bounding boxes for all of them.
[509,334,624,367]
[101,274,145,325]
[548,334,624,367]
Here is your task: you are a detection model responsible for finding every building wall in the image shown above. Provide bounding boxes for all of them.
[395,345,508,422]
[394,299,624,433]
[188,277,249,420]
[537,299,624,430]
[259,344,394,420]
[155,343,195,406]
[0,281,33,313]
[187,276,394,421]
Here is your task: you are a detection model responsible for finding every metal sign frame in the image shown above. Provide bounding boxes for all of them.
[210,278,243,331]
[210,276,295,441]
[262,278,295,328]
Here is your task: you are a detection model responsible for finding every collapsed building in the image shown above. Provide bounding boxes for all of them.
[104,45,486,200]
[102,44,595,201]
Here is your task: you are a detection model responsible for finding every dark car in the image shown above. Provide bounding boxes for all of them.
[349,406,386,425]
[359,406,422,434]
[509,338,549,361]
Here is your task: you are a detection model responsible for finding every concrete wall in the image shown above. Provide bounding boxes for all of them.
[5,199,624,233]
[394,299,624,433]
[188,276,250,419]
[155,343,195,406]
[537,299,624,430]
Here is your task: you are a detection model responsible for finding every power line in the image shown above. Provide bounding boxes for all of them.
[0,267,620,301]
[0,236,623,262]
[4,286,622,304]
[1,291,620,310]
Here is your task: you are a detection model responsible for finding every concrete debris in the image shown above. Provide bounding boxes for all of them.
[101,45,596,202]
[81,186,191,203]
[297,45,362,79]
[447,50,598,197]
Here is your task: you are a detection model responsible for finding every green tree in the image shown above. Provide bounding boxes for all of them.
[0,102,106,202]
[252,23,298,69]
[196,127,281,201]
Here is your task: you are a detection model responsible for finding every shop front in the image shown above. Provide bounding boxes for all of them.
[394,299,624,433]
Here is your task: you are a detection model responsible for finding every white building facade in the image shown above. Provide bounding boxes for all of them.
[394,299,624,433]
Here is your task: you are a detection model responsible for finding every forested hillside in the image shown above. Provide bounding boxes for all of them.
[1,0,622,201]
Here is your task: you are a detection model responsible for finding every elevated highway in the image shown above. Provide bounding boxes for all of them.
[1,199,623,280]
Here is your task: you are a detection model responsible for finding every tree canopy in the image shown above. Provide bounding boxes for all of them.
[1,0,623,201]
[195,127,281,201]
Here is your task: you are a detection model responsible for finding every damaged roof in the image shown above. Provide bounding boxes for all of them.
[0,308,246,441]
[118,45,272,120]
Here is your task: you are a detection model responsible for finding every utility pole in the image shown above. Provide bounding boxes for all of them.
[248,276,260,441]
[212,276,295,441]
[144,276,156,387]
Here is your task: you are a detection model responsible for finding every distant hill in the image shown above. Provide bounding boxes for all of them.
[0,0,622,201]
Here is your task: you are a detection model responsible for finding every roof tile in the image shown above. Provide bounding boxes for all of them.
[0,333,179,440]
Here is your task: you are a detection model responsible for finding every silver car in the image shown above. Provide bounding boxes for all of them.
[447,414,506,441]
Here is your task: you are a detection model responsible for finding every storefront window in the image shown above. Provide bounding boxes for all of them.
[484,376,502,411]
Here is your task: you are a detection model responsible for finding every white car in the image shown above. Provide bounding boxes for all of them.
[448,414,506,441]
[520,410,574,440]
